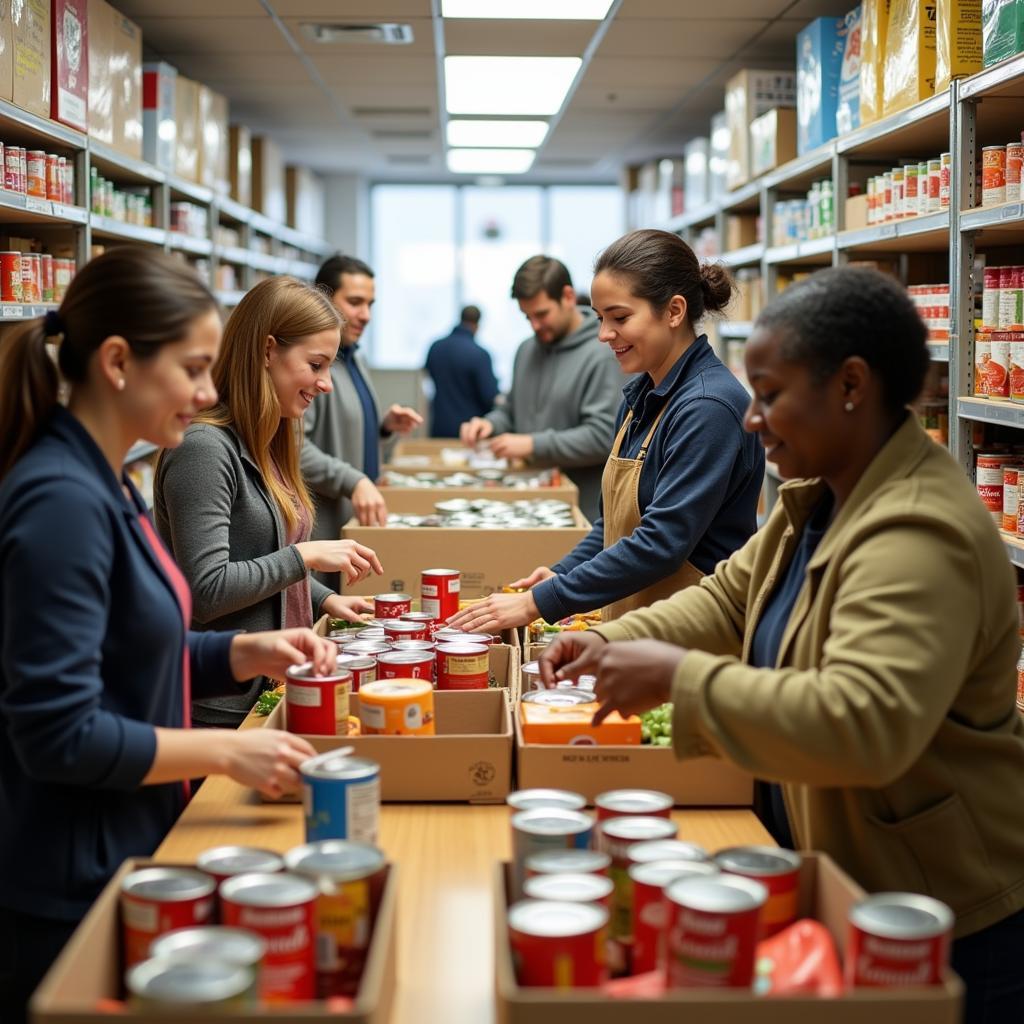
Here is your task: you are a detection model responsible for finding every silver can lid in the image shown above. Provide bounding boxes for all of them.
[335,655,377,672]
[150,925,266,965]
[401,612,436,624]
[599,815,677,844]
[122,867,216,902]
[511,807,593,837]
[628,858,718,889]
[300,750,378,782]
[284,840,385,883]
[219,871,317,908]
[285,662,352,684]
[666,873,768,914]
[714,845,802,877]
[435,643,488,656]
[521,688,593,706]
[525,848,611,875]
[127,957,253,1004]
[421,567,459,577]
[196,846,285,878]
[523,872,614,904]
[627,839,708,865]
[849,892,955,940]
[376,650,436,666]
[507,788,586,813]
[508,899,608,938]
[596,789,673,816]
[375,593,411,602]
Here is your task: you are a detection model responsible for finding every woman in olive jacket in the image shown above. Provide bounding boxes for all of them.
[540,267,1024,1022]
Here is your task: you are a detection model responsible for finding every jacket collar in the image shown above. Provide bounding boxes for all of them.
[622,335,714,414]
[49,406,136,512]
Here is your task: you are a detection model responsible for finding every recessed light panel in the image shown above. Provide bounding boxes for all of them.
[444,56,582,115]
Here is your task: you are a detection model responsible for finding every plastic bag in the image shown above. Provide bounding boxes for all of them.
[936,0,983,92]
[754,918,844,997]
[882,0,937,116]
[982,0,1024,66]
[860,0,892,124]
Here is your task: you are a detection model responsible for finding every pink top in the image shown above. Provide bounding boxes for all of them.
[271,463,314,631]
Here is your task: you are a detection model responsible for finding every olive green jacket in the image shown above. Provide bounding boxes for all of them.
[596,415,1024,938]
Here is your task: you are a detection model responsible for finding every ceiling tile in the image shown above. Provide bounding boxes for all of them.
[598,18,770,59]
[581,57,721,89]
[116,0,264,15]
[270,0,433,15]
[133,17,289,55]
[443,20,595,56]
[159,53,311,83]
[310,55,438,85]
[616,0,794,18]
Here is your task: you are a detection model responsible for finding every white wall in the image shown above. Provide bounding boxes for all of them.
[323,174,371,260]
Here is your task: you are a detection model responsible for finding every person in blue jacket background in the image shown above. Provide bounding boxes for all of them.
[0,248,336,1024]
[447,229,764,636]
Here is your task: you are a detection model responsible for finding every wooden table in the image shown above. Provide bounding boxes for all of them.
[156,739,771,1023]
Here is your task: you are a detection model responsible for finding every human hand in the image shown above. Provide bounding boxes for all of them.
[383,405,423,435]
[460,417,494,445]
[230,628,338,682]
[351,477,388,526]
[489,433,534,460]
[296,539,384,584]
[510,566,555,590]
[538,631,609,687]
[445,591,539,634]
[589,639,684,725]
[223,728,317,798]
[323,594,374,622]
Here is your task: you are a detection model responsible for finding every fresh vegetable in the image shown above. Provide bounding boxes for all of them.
[639,703,673,746]
[254,690,283,717]
[329,618,365,631]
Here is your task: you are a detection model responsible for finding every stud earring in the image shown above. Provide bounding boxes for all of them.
[844,401,854,412]
[117,379,125,391]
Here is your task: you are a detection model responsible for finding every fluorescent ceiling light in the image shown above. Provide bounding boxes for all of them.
[446,148,536,174]
[445,56,581,115]
[446,120,549,148]
[442,0,614,18]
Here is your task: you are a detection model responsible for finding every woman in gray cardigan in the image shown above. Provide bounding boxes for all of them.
[155,277,382,726]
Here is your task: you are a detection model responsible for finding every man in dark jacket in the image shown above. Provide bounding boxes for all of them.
[425,306,499,438]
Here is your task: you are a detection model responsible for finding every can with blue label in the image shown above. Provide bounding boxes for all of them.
[300,749,380,845]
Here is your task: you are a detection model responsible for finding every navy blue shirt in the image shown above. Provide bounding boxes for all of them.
[341,344,380,481]
[0,409,236,920]
[425,325,499,438]
[532,337,764,622]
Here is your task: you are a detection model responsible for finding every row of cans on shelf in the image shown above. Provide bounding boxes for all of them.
[982,265,1024,333]
[503,787,952,991]
[867,154,950,226]
[2,143,75,205]
[120,839,387,1008]
[170,200,210,238]
[907,283,951,341]
[0,250,77,304]
[89,166,154,226]
[981,136,1024,208]
[770,179,834,245]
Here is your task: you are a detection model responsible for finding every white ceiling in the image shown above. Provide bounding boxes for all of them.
[116,0,856,183]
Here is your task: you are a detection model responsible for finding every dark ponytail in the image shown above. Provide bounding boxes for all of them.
[0,247,217,482]
[594,228,735,327]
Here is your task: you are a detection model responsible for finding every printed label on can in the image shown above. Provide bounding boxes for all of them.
[288,684,323,707]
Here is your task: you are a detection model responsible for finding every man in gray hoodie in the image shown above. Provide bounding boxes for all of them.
[460,256,621,521]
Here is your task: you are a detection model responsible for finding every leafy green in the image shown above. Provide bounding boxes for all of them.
[639,703,673,745]
[254,690,283,717]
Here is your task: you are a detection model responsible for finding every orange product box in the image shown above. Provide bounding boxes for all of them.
[518,697,641,746]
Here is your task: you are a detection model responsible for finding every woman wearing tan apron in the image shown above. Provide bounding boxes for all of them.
[446,229,764,637]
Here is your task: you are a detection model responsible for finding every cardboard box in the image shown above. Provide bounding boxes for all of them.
[51,0,87,131]
[379,482,580,516]
[32,857,398,1024]
[725,69,797,189]
[252,134,286,222]
[749,107,797,177]
[263,688,514,803]
[0,2,14,103]
[860,0,892,124]
[342,509,591,600]
[494,853,964,1023]
[725,214,758,252]
[109,5,141,158]
[837,5,863,134]
[882,0,937,116]
[229,123,252,206]
[797,17,846,154]
[286,165,326,236]
[845,193,869,230]
[199,84,228,193]
[13,0,50,119]
[86,0,110,143]
[142,60,175,172]
[937,0,983,89]
[173,74,200,182]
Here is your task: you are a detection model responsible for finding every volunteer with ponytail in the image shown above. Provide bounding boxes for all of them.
[447,229,764,635]
[0,249,335,1024]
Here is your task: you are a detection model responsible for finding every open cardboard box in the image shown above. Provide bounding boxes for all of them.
[494,852,963,1024]
[378,482,579,515]
[263,687,513,803]
[32,857,398,1024]
[342,509,591,600]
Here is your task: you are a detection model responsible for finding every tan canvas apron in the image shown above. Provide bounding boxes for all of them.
[601,407,704,622]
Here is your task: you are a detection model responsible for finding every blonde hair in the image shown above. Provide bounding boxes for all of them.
[196,276,342,531]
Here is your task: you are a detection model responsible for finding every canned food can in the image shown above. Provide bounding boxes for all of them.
[26,150,46,198]
[904,164,919,214]
[977,452,1014,522]
[399,611,436,633]
[882,170,893,220]
[195,846,284,886]
[521,687,594,706]
[984,267,1002,329]
[20,255,36,304]
[4,146,20,192]
[342,641,392,658]
[508,899,609,988]
[595,789,673,821]
[507,788,587,814]
[285,662,352,736]
[127,956,254,1009]
[927,158,941,213]
[421,567,460,623]
[149,926,265,1000]
[62,159,74,205]
[45,154,60,201]
[285,840,387,997]
[440,630,495,646]
[627,838,709,866]
[523,871,614,908]
[630,859,719,975]
[329,627,366,646]
[665,873,767,988]
[975,332,992,395]
[382,619,429,642]
[358,678,435,734]
[991,333,1012,399]
[521,660,542,692]
[713,846,802,938]
[1003,266,1024,331]
[355,627,387,642]
[846,892,954,987]
[1008,142,1024,203]
[375,650,434,684]
[1003,467,1024,532]
[436,642,489,690]
[525,848,611,878]
[983,145,1007,207]
[300,750,380,844]
[391,639,435,653]
[334,654,377,692]
[19,149,26,197]
[39,253,53,303]
[940,152,951,209]
[54,257,72,301]
[917,161,928,215]
[220,872,318,1002]
[511,807,595,896]
[374,592,411,618]
[120,866,216,968]
[0,251,21,302]
[1012,337,1024,405]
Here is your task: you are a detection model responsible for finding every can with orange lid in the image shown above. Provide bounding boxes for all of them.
[846,892,953,987]
[665,873,767,988]
[26,150,46,198]
[713,845,802,938]
[1008,142,1023,203]
[196,845,285,885]
[525,848,611,878]
[285,662,352,736]
[595,789,673,821]
[0,251,21,302]
[436,642,489,690]
[39,253,53,303]
[983,145,1007,206]
[523,871,614,909]
[508,899,609,988]
[358,678,435,734]
[374,592,411,619]
[420,567,460,623]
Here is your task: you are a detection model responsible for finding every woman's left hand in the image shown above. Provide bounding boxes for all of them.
[590,639,686,725]
[230,628,338,682]
[322,594,374,622]
[446,591,540,634]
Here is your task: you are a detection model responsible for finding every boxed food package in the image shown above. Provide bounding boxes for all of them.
[173,74,200,182]
[252,134,286,222]
[198,84,229,193]
[882,0,937,116]
[51,0,88,131]
[725,69,797,189]
[845,193,870,229]
[935,0,983,90]
[710,110,730,199]
[286,165,326,236]
[519,696,641,746]
[86,0,110,143]
[229,123,253,207]
[749,107,797,177]
[797,17,846,154]
[0,2,13,102]
[683,138,710,210]
[725,214,758,251]
[860,0,892,124]
[836,5,863,134]
[142,60,175,172]
[983,0,1024,65]
[109,5,141,158]
[13,0,50,119]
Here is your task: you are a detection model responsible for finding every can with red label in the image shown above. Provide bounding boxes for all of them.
[376,649,434,682]
[436,642,489,690]
[846,892,953,987]
[45,154,61,201]
[285,662,352,736]
[382,619,429,643]
[940,152,951,208]
[421,567,460,623]
[374,592,411,619]
[631,859,719,975]
[399,611,436,634]
[196,846,285,885]
[523,871,614,909]
[511,807,594,897]
[508,899,609,988]
[525,848,611,878]
[54,258,73,302]
[665,873,767,988]
[4,146,19,193]
[1003,467,1024,532]
[438,630,495,646]
[983,145,1007,207]
[62,159,74,205]
[1009,142,1024,203]
[713,846,801,938]
[39,253,53,303]
[26,150,46,198]
[341,641,392,659]
[120,866,216,968]
[220,872,318,1002]
[0,251,21,302]
[977,452,1015,523]
[627,838,709,866]
[20,254,40,303]
[595,789,673,822]
[334,654,377,692]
